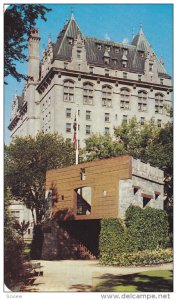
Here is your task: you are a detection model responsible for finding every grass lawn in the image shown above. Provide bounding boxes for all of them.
[93,270,173,292]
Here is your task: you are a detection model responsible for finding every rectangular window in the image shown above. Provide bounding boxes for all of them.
[149,63,153,72]
[140,117,145,125]
[80,168,86,180]
[157,119,162,128]
[77,49,82,59]
[138,75,142,81]
[104,58,110,65]
[123,72,127,79]
[64,62,68,69]
[66,108,71,118]
[123,115,127,123]
[105,127,110,134]
[68,37,73,45]
[105,113,110,122]
[105,45,111,52]
[122,62,127,68]
[86,125,91,135]
[86,110,91,120]
[160,78,164,85]
[89,66,94,74]
[123,48,128,55]
[66,123,71,133]
[105,69,109,76]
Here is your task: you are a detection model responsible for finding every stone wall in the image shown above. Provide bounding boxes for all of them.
[41,220,79,260]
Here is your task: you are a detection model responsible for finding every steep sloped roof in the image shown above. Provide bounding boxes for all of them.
[53,15,169,76]
[132,29,168,76]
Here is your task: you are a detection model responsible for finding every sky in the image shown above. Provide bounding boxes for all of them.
[4,3,173,145]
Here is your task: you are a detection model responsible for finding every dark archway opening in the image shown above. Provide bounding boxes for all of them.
[57,219,101,258]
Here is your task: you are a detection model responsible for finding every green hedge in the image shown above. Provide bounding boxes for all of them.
[100,248,173,266]
[125,205,170,251]
[99,205,171,266]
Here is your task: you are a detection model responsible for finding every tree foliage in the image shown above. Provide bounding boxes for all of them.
[114,117,160,161]
[4,4,51,83]
[84,118,173,206]
[82,133,126,161]
[5,132,75,224]
[4,189,24,289]
[13,220,30,238]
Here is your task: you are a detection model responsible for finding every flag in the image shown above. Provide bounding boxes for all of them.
[73,116,77,149]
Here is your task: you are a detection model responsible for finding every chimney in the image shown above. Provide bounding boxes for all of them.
[28,28,40,82]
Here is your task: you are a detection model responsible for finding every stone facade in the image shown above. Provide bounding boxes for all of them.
[8,15,172,148]
[118,158,164,218]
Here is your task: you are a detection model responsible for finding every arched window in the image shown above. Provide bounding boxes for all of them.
[102,85,112,107]
[120,88,130,109]
[138,90,147,111]
[63,80,74,102]
[83,82,94,105]
[155,93,164,114]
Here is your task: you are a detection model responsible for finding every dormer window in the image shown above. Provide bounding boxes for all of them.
[112,59,117,65]
[97,44,102,50]
[104,57,110,64]
[77,49,82,59]
[67,37,74,45]
[149,63,153,72]
[114,47,119,53]
[122,61,127,68]
[139,51,144,58]
[105,45,111,52]
[123,48,128,55]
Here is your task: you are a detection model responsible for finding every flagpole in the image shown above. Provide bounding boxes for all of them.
[76,104,79,165]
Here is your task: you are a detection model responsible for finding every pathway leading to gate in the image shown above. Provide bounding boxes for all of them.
[23,260,173,292]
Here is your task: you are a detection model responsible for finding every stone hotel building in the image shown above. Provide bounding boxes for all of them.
[8,14,172,147]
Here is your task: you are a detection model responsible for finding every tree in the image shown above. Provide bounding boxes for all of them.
[84,118,173,212]
[13,220,30,239]
[4,4,51,83]
[4,189,24,289]
[114,118,173,204]
[114,117,160,161]
[5,132,75,224]
[82,133,126,161]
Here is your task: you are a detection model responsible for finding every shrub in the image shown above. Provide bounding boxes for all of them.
[4,194,25,289]
[99,218,128,263]
[99,205,171,266]
[4,225,24,289]
[100,248,173,266]
[125,205,170,251]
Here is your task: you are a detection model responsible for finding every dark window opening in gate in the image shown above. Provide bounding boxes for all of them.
[143,197,151,208]
[76,187,92,215]
[80,168,86,180]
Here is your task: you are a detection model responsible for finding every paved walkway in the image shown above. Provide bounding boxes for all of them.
[23,260,173,292]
